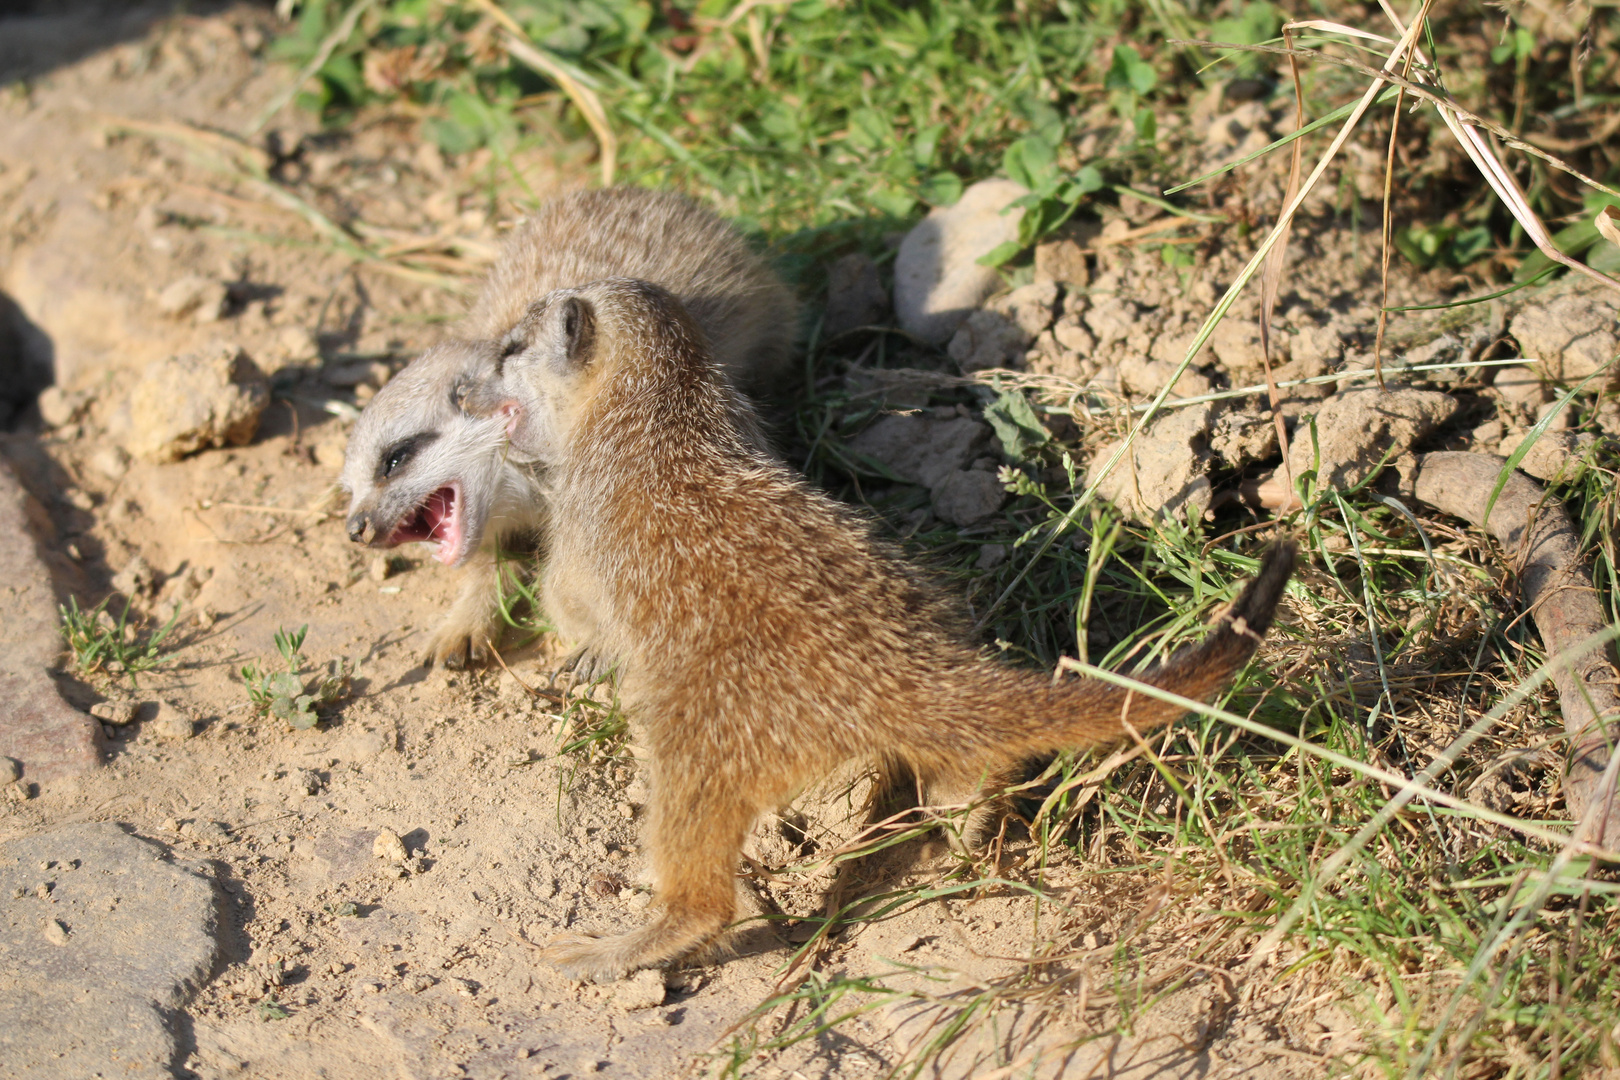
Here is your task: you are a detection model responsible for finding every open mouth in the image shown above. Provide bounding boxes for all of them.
[384,484,465,565]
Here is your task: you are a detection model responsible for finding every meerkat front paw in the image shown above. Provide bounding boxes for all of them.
[422,621,498,670]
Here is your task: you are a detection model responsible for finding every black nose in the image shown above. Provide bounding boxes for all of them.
[347,514,368,544]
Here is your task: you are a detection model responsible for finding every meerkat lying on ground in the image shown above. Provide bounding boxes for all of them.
[457,277,1298,983]
[339,187,798,668]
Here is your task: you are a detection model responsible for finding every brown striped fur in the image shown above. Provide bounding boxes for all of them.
[462,279,1296,982]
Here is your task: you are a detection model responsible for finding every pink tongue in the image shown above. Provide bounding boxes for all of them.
[427,489,460,563]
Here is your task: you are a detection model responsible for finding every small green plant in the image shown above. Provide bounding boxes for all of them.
[59,596,181,687]
[240,625,349,730]
[256,998,290,1021]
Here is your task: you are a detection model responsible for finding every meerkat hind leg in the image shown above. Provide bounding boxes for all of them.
[543,762,755,982]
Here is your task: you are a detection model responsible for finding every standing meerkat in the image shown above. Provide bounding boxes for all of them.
[458,277,1297,983]
[339,187,798,668]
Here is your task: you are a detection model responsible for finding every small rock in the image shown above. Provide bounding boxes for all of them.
[1208,408,1279,469]
[89,701,138,726]
[894,178,1030,346]
[0,757,18,784]
[88,445,130,480]
[988,281,1060,339]
[112,345,270,462]
[1118,355,1213,399]
[1034,237,1090,287]
[42,918,69,946]
[1286,386,1460,492]
[353,979,383,995]
[930,468,1006,526]
[1492,364,1547,416]
[151,702,195,741]
[1498,429,1598,481]
[1471,419,1504,448]
[1051,314,1095,356]
[35,386,90,428]
[1510,290,1620,383]
[976,543,1008,570]
[823,253,889,338]
[4,781,33,802]
[1088,403,1216,522]
[1082,294,1140,352]
[947,310,1030,373]
[1207,318,1264,373]
[372,829,408,863]
[847,414,994,490]
[156,275,229,322]
[368,554,392,582]
[111,555,153,599]
[264,324,319,374]
[614,968,667,1011]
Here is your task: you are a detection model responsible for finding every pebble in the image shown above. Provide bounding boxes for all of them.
[89,700,139,726]
[613,968,667,1011]
[42,918,70,946]
[151,702,195,740]
[372,829,408,863]
[368,554,392,582]
[0,756,18,784]
[894,178,1029,346]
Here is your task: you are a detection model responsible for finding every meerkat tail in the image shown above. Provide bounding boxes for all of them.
[931,541,1298,761]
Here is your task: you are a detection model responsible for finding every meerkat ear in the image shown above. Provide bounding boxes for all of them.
[558,295,596,368]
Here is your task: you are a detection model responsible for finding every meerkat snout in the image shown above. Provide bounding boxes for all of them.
[346,512,377,545]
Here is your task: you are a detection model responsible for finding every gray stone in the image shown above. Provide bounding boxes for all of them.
[1510,292,1620,383]
[931,468,1006,526]
[111,345,269,462]
[894,179,1029,346]
[0,823,220,1079]
[846,414,1006,526]
[847,414,993,489]
[1287,386,1460,492]
[0,461,102,782]
[946,310,1030,373]
[822,253,889,339]
[1088,404,1216,522]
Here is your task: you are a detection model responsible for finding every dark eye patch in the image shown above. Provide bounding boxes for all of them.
[377,432,439,483]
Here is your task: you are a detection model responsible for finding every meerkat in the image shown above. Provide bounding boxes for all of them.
[339,187,799,668]
[456,277,1297,983]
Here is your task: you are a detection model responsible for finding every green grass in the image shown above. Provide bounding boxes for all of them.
[259,1,1620,1075]
[59,596,182,687]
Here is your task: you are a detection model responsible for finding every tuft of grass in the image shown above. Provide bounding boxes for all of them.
[241,625,351,730]
[59,596,181,687]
